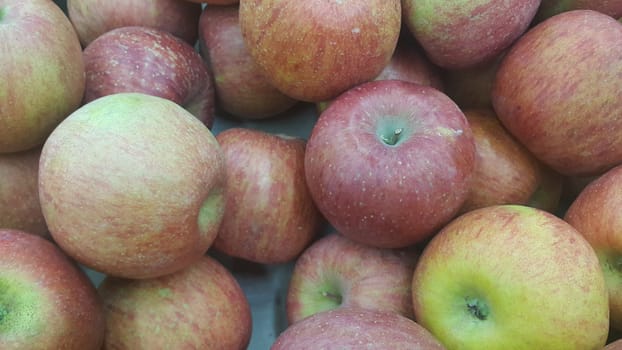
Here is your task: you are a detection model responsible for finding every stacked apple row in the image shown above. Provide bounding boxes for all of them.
[1,0,622,349]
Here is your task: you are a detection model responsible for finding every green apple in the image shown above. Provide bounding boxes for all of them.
[412,204,609,349]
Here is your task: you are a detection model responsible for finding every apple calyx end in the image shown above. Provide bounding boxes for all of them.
[465,297,489,321]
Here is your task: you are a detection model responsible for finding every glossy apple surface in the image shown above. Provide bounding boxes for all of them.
[0,229,105,349]
[239,0,401,102]
[213,127,321,264]
[83,26,215,128]
[286,232,418,324]
[39,93,226,279]
[305,80,475,248]
[492,10,622,176]
[99,255,252,349]
[413,205,609,349]
[0,0,84,153]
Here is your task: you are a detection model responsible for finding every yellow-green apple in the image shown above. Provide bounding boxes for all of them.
[83,26,216,128]
[459,108,541,213]
[525,163,564,214]
[271,307,445,350]
[239,0,401,102]
[413,204,609,350]
[67,0,202,47]
[402,0,540,69]
[564,164,622,331]
[0,229,105,349]
[491,10,622,177]
[286,232,418,324]
[0,0,84,153]
[213,127,321,264]
[535,0,622,23]
[305,80,475,248]
[0,148,48,237]
[38,93,226,279]
[98,255,252,349]
[198,5,298,120]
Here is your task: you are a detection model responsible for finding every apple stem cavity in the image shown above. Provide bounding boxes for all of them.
[381,128,404,146]
[321,290,343,306]
[465,297,489,321]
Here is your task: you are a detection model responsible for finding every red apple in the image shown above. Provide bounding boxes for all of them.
[0,229,105,349]
[607,338,622,350]
[83,26,215,128]
[413,204,609,349]
[525,163,564,214]
[185,0,238,3]
[402,0,540,69]
[271,307,445,350]
[0,0,84,153]
[564,164,622,331]
[99,255,252,349]
[213,127,321,264]
[286,232,418,325]
[459,108,541,213]
[305,80,475,248]
[198,5,298,120]
[0,148,48,237]
[492,10,622,176]
[67,0,202,47]
[39,93,226,279]
[239,0,401,102]
[535,0,622,22]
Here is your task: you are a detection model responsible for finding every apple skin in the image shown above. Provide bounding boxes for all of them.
[83,26,215,128]
[185,0,238,3]
[0,0,84,153]
[413,204,609,350]
[564,164,622,332]
[38,93,226,279]
[492,10,622,177]
[286,232,418,325]
[535,0,622,22]
[0,229,105,349]
[0,148,48,238]
[459,108,541,213]
[272,307,445,350]
[239,0,401,102]
[198,5,298,120]
[402,0,540,69]
[213,127,321,264]
[305,80,475,248]
[98,255,252,349]
[607,338,622,350]
[67,0,202,47]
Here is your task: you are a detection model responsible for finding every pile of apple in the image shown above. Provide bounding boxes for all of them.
[1,0,622,349]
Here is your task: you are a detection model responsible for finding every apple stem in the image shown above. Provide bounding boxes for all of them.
[465,297,489,321]
[321,290,343,305]
[382,128,404,146]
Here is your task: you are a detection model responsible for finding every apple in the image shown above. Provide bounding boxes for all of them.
[98,255,252,349]
[525,162,564,214]
[607,338,622,350]
[285,232,418,325]
[185,1,239,6]
[441,52,504,110]
[459,108,542,213]
[413,204,609,349]
[83,26,215,128]
[564,164,622,332]
[535,0,622,23]
[0,0,84,153]
[67,0,202,47]
[213,127,321,264]
[39,93,226,279]
[271,307,445,350]
[305,79,475,248]
[0,229,105,349]
[0,147,48,238]
[239,0,401,102]
[402,0,540,69]
[198,4,298,120]
[492,10,622,177]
